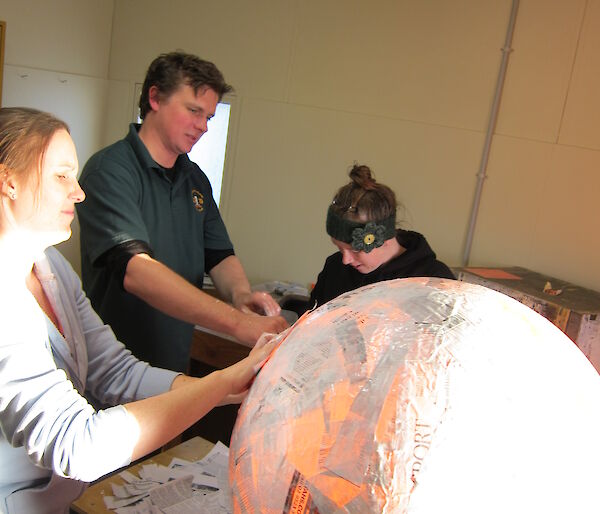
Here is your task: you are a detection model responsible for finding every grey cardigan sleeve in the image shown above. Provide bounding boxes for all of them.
[0,248,179,483]
[45,248,178,403]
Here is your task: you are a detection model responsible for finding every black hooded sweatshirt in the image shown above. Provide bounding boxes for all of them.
[309,229,455,309]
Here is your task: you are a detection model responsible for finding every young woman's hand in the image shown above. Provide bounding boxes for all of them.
[222,335,278,396]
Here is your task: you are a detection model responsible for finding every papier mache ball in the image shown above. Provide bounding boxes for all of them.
[229,278,600,514]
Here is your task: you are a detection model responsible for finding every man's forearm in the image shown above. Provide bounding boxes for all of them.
[210,255,283,317]
[123,253,243,335]
[208,255,252,305]
[124,253,288,346]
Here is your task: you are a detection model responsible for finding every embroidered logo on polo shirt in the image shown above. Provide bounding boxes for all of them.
[192,190,204,212]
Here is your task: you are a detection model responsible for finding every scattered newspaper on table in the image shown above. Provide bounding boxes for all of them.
[103,441,232,514]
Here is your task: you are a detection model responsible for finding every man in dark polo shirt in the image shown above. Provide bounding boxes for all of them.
[77,52,288,372]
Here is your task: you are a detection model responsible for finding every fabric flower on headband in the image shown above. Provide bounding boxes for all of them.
[351,222,387,253]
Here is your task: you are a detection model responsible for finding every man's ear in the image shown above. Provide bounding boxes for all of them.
[148,85,161,112]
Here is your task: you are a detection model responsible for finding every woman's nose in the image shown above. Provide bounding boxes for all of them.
[71,180,85,203]
[341,250,355,266]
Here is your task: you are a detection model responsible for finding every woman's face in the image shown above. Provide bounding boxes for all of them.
[331,237,391,274]
[9,129,84,246]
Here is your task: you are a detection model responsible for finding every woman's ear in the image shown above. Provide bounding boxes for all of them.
[0,166,18,200]
[6,186,17,200]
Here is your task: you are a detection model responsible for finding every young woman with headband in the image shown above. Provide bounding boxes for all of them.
[309,164,454,308]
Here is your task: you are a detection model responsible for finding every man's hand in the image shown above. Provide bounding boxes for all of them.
[125,254,288,346]
[233,290,282,316]
[233,311,289,347]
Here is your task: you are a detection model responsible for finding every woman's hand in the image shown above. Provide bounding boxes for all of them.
[222,335,278,396]
[217,392,248,406]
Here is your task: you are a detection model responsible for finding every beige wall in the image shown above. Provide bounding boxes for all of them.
[107,0,600,292]
[2,0,599,292]
[1,0,115,274]
[471,0,600,290]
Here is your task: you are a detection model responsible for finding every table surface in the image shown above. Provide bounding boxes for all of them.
[191,326,251,369]
[71,436,215,514]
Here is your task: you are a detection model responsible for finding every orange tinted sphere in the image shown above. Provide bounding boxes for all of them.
[230,278,600,514]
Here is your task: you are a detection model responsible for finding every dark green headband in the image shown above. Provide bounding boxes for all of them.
[326,205,396,253]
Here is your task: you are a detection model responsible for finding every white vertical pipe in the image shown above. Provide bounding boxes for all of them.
[462,0,520,266]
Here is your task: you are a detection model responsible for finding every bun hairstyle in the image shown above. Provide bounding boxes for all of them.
[326,164,398,252]
[331,164,397,223]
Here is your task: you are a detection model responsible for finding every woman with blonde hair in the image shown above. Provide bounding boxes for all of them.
[0,107,275,513]
[309,164,454,308]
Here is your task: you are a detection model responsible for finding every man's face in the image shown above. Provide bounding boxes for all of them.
[150,83,219,160]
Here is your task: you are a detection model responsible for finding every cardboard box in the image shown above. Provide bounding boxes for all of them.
[455,266,600,374]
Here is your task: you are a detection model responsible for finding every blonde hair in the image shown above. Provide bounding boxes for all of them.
[0,107,69,201]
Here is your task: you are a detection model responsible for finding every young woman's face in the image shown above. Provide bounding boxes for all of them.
[10,129,84,245]
[331,237,391,274]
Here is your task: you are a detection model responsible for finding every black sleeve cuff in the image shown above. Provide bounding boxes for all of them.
[97,240,154,290]
[205,247,235,273]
